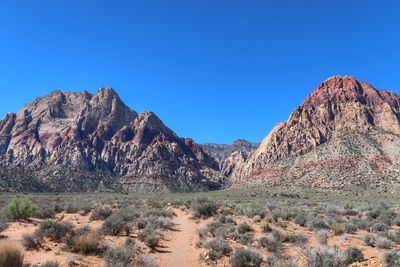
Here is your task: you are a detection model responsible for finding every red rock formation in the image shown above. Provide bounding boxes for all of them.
[0,89,220,192]
[230,76,400,190]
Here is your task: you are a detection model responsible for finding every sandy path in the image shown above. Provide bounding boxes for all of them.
[157,209,208,267]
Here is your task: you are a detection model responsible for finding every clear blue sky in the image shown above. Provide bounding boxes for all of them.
[0,0,399,143]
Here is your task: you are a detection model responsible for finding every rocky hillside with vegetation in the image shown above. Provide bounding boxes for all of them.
[0,89,221,193]
[229,76,400,190]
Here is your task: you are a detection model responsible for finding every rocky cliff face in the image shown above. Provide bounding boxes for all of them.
[231,76,400,190]
[0,89,221,193]
[201,139,258,164]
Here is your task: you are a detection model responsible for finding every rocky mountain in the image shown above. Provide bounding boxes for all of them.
[230,76,400,190]
[201,139,258,164]
[0,89,221,193]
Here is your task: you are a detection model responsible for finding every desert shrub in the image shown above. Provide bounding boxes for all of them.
[371,222,389,232]
[372,222,389,232]
[1,197,38,221]
[239,204,265,218]
[230,248,263,267]
[259,236,281,253]
[272,207,299,221]
[39,261,60,267]
[344,223,357,234]
[332,223,346,236]
[90,207,113,221]
[204,237,232,260]
[261,223,273,233]
[253,215,261,223]
[286,234,309,245]
[217,214,236,224]
[238,232,254,245]
[309,219,330,231]
[0,221,9,234]
[0,242,24,267]
[104,242,135,267]
[317,231,329,245]
[137,254,158,267]
[384,251,400,267]
[148,216,174,230]
[146,209,175,219]
[271,230,286,243]
[392,216,400,226]
[38,220,73,241]
[202,220,232,238]
[375,237,394,249]
[22,231,44,250]
[101,213,126,236]
[36,205,56,219]
[307,246,345,267]
[144,233,160,249]
[237,222,252,234]
[342,209,359,217]
[73,232,102,255]
[363,234,376,247]
[63,202,80,214]
[64,226,92,249]
[266,256,296,267]
[191,197,219,218]
[352,219,370,230]
[294,213,308,227]
[384,230,400,244]
[136,218,148,230]
[138,226,160,249]
[343,247,364,265]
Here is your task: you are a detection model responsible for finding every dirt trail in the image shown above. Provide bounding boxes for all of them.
[157,209,208,267]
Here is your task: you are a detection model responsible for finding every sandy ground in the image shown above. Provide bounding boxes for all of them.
[157,209,210,267]
[0,209,395,267]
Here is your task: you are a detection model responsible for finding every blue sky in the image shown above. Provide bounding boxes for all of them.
[0,0,399,143]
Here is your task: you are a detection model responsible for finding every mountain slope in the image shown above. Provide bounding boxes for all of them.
[0,89,221,193]
[231,76,400,190]
[201,139,258,164]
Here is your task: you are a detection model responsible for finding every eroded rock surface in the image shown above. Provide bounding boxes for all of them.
[0,89,221,192]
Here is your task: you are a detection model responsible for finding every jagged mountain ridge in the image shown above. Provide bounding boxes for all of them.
[201,139,258,164]
[0,89,221,193]
[230,76,400,190]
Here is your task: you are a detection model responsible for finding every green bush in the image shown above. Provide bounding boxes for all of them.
[1,197,38,221]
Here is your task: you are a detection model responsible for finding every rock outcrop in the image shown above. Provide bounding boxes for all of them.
[201,139,258,164]
[231,76,400,190]
[0,89,221,193]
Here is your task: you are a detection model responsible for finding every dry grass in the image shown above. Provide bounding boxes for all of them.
[0,241,24,267]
